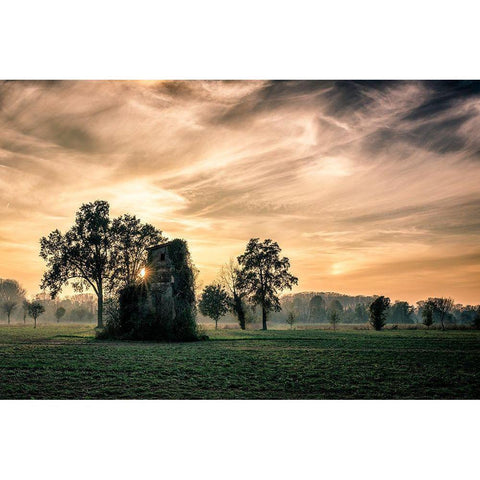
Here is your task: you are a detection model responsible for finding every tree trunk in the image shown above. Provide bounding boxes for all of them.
[34,317,37,329]
[7,313,10,325]
[215,318,218,330]
[440,313,445,331]
[262,307,267,331]
[97,289,103,328]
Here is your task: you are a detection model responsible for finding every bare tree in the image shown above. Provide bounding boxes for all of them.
[219,258,247,330]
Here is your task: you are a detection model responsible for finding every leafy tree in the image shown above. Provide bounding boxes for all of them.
[22,299,29,324]
[109,214,165,290]
[355,303,369,323]
[427,297,454,331]
[55,306,66,323]
[40,200,112,328]
[422,301,434,329]
[237,238,298,330]
[328,309,340,331]
[369,296,390,331]
[39,200,164,328]
[309,295,326,322]
[27,301,45,328]
[389,301,414,324]
[329,299,343,315]
[472,307,480,330]
[0,279,26,324]
[219,259,248,330]
[286,310,296,329]
[198,284,229,329]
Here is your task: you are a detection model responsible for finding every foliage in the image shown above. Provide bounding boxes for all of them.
[389,301,414,324]
[309,295,326,322]
[40,200,164,328]
[55,307,66,323]
[472,307,480,330]
[369,296,390,331]
[237,238,298,330]
[198,284,230,329]
[0,279,26,324]
[422,301,434,328]
[328,309,340,330]
[100,239,198,342]
[27,301,45,328]
[427,297,454,331]
[109,214,165,291]
[355,303,369,323]
[286,310,296,329]
[219,259,248,330]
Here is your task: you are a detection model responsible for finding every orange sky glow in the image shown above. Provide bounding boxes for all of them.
[1,80,479,305]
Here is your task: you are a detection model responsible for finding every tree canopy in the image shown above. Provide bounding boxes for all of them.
[237,238,298,330]
[39,200,163,328]
[0,278,26,324]
[198,284,229,329]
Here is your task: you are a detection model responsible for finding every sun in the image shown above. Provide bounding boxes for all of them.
[139,267,146,278]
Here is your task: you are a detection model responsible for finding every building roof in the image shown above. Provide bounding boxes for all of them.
[147,241,175,251]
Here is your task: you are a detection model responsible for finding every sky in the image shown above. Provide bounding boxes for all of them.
[0,80,479,305]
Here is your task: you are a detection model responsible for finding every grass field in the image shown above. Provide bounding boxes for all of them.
[0,324,479,399]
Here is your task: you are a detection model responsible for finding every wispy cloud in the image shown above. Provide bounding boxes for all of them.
[1,80,479,304]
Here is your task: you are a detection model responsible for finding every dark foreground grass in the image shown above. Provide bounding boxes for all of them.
[0,324,479,399]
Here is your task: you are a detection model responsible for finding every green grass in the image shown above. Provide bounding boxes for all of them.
[1,324,479,399]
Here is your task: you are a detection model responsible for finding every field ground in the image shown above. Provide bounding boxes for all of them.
[0,324,479,399]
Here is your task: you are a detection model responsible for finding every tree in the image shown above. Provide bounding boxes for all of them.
[55,306,66,323]
[427,297,454,331]
[237,238,298,330]
[422,301,434,329]
[369,296,390,331]
[219,259,248,330]
[27,301,45,328]
[198,284,229,329]
[0,279,26,324]
[286,310,296,329]
[22,299,29,324]
[355,303,369,323]
[472,307,480,330]
[328,309,340,331]
[389,301,414,324]
[109,214,165,291]
[309,295,326,322]
[39,200,164,328]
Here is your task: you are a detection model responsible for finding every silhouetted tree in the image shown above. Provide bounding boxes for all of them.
[27,301,45,328]
[237,238,298,330]
[0,279,26,324]
[328,309,340,331]
[309,295,326,322]
[198,284,229,329]
[369,296,390,331]
[109,214,165,291]
[286,310,296,329]
[22,299,29,324]
[40,201,112,328]
[219,259,248,330]
[55,307,66,323]
[473,307,480,330]
[422,301,434,329]
[428,297,454,331]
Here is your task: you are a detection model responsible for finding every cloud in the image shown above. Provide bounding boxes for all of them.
[1,80,479,305]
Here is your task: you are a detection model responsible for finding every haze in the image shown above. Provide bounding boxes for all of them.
[1,80,479,305]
